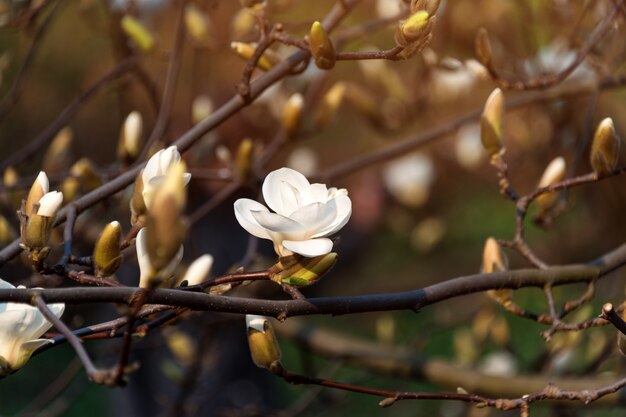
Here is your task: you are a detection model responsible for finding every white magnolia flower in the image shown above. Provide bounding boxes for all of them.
[36,191,64,217]
[136,227,184,288]
[142,146,191,209]
[0,279,65,377]
[234,168,352,257]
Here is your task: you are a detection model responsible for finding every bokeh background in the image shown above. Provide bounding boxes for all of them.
[1,0,626,416]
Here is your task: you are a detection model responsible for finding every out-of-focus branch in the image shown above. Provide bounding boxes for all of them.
[0,0,65,123]
[276,319,626,406]
[477,1,622,91]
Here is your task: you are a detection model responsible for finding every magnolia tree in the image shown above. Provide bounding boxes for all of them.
[0,0,626,416]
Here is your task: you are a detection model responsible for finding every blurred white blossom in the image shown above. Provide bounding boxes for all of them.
[383,153,434,208]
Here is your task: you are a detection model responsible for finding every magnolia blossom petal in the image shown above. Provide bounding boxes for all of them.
[246,314,267,333]
[11,339,53,371]
[136,228,154,287]
[282,238,333,257]
[312,194,352,237]
[182,254,214,286]
[263,168,310,215]
[251,211,305,235]
[37,191,63,217]
[234,199,272,239]
[35,171,49,194]
[305,183,330,204]
[289,202,338,236]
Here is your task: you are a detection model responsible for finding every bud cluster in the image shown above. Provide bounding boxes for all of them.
[18,172,64,270]
[394,0,441,59]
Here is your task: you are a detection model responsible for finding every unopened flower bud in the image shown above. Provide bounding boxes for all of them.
[180,254,213,286]
[60,177,80,203]
[121,15,155,51]
[130,173,147,226]
[146,162,188,272]
[3,167,18,188]
[400,11,429,43]
[269,252,337,286]
[192,95,213,124]
[309,21,336,70]
[118,111,143,165]
[536,156,566,211]
[314,82,346,128]
[231,8,256,39]
[475,28,493,66]
[22,191,63,252]
[246,315,282,371]
[42,127,73,175]
[282,93,304,141]
[24,172,49,218]
[0,215,16,245]
[230,42,279,71]
[480,88,504,157]
[590,117,620,177]
[71,158,101,193]
[481,237,511,304]
[94,221,123,277]
[185,4,212,44]
[236,138,254,183]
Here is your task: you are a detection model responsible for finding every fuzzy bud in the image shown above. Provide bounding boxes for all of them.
[24,172,49,218]
[475,28,493,66]
[481,237,511,304]
[94,221,123,277]
[118,111,143,165]
[269,253,337,287]
[309,21,336,70]
[184,4,210,43]
[590,117,620,177]
[282,93,304,141]
[235,138,254,183]
[480,88,505,157]
[145,162,188,272]
[314,82,346,128]
[42,127,73,175]
[230,42,279,71]
[246,315,282,371]
[121,15,155,51]
[536,156,566,211]
[399,11,429,43]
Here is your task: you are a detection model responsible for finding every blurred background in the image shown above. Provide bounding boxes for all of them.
[1,0,626,416]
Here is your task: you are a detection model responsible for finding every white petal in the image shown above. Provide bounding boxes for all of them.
[182,172,192,186]
[143,149,165,184]
[136,228,154,288]
[36,171,49,194]
[312,195,352,237]
[36,191,63,217]
[0,279,15,290]
[182,254,214,286]
[289,202,337,236]
[11,339,53,371]
[301,183,329,205]
[251,210,304,235]
[160,146,180,173]
[282,238,333,257]
[234,199,272,239]
[262,168,310,215]
[246,314,267,333]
